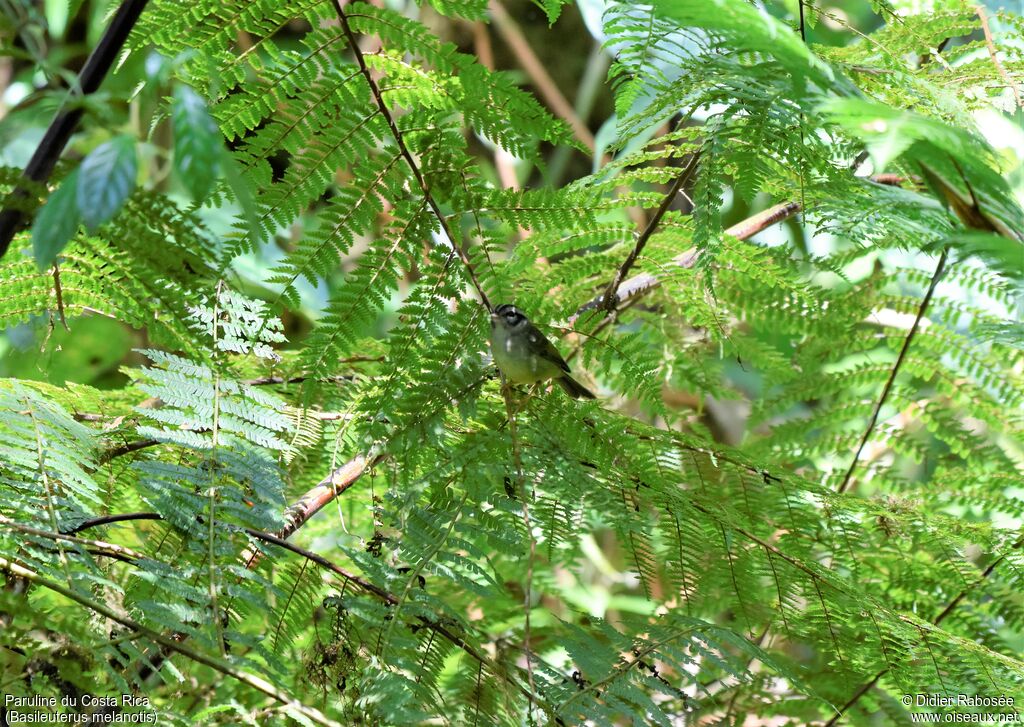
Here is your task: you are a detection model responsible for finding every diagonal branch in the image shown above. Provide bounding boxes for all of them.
[599,153,701,312]
[976,4,1022,109]
[0,515,147,562]
[0,0,152,261]
[330,0,492,311]
[487,0,598,157]
[835,247,949,494]
[571,201,801,325]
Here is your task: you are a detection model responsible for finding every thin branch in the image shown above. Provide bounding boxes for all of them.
[487,0,598,157]
[572,201,801,324]
[836,247,949,494]
[51,264,68,331]
[0,516,147,562]
[278,451,384,541]
[0,0,152,260]
[976,5,1022,109]
[244,374,357,386]
[0,556,342,727]
[330,0,492,311]
[65,512,162,534]
[599,153,701,312]
[97,438,160,464]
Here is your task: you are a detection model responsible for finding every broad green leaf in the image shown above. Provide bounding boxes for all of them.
[935,230,1024,282]
[822,98,985,172]
[651,0,837,90]
[32,169,81,271]
[172,85,221,204]
[76,135,138,231]
[824,98,1024,239]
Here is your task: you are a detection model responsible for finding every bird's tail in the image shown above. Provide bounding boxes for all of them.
[557,375,596,399]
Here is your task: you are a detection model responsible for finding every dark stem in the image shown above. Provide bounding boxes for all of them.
[330,0,492,311]
[572,201,801,323]
[600,152,700,312]
[0,0,151,260]
[836,247,949,494]
[97,438,160,464]
[64,511,162,535]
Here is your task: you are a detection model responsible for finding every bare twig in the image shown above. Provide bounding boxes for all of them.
[572,201,801,323]
[65,512,162,534]
[599,153,701,312]
[0,515,147,562]
[268,451,385,547]
[51,265,68,330]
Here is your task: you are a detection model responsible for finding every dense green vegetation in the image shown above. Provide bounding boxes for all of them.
[1,0,1023,724]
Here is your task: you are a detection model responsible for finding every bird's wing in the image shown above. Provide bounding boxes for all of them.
[530,329,571,374]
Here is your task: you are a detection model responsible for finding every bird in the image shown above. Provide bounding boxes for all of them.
[489,303,596,399]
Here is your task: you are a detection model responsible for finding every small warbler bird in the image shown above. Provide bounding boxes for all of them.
[489,303,596,399]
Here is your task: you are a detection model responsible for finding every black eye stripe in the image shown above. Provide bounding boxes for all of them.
[496,304,524,324]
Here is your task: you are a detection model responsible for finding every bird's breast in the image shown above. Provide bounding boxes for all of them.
[491,327,558,384]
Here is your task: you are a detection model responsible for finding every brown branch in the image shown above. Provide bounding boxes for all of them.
[487,0,599,157]
[836,247,949,494]
[51,264,69,331]
[572,201,801,323]
[278,451,384,541]
[97,438,160,464]
[330,0,492,311]
[976,5,1022,109]
[870,173,912,187]
[599,153,701,312]
[0,516,147,562]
